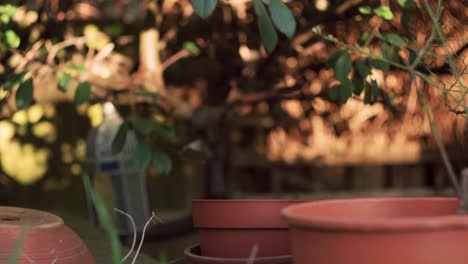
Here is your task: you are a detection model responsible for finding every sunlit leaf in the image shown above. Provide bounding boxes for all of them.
[152,150,172,175]
[58,74,72,92]
[358,6,372,15]
[253,0,278,53]
[4,30,20,48]
[112,122,128,155]
[16,78,33,109]
[268,0,296,39]
[67,64,88,72]
[397,0,413,8]
[74,81,92,105]
[183,41,200,55]
[333,51,352,82]
[191,0,218,19]
[373,6,393,20]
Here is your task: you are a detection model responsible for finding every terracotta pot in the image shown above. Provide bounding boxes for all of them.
[282,197,468,264]
[0,207,95,264]
[184,244,292,264]
[192,199,303,258]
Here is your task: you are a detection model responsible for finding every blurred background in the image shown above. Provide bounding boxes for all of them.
[0,0,467,261]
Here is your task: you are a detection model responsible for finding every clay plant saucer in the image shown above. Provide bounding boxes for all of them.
[184,244,292,264]
[0,207,95,264]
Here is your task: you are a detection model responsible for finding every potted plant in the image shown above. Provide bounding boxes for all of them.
[281,0,468,263]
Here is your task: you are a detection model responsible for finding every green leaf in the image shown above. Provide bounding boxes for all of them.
[262,0,271,4]
[191,0,218,19]
[112,122,129,155]
[183,140,213,157]
[4,30,20,48]
[333,51,352,82]
[67,64,88,72]
[134,137,151,171]
[131,118,156,135]
[369,58,390,71]
[358,32,370,46]
[152,122,179,144]
[328,85,339,101]
[74,81,92,105]
[152,150,172,175]
[381,42,396,62]
[15,78,33,109]
[358,6,372,15]
[253,0,278,53]
[373,6,394,20]
[401,9,410,30]
[268,0,296,39]
[340,79,354,103]
[58,74,72,92]
[352,73,364,95]
[397,0,413,8]
[3,72,26,91]
[371,79,380,99]
[183,41,200,55]
[364,82,372,104]
[136,90,160,99]
[355,59,371,78]
[384,33,406,47]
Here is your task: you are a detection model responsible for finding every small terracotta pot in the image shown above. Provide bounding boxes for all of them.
[282,197,468,264]
[192,199,303,258]
[184,244,292,264]
[0,207,95,264]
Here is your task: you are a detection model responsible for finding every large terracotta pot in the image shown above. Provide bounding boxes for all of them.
[282,197,468,264]
[184,244,292,264]
[192,199,303,258]
[0,207,95,264]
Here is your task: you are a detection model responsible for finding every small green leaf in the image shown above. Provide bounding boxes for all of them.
[136,90,160,99]
[254,0,278,53]
[384,33,406,47]
[401,9,410,29]
[340,79,354,103]
[328,85,339,101]
[67,64,88,72]
[369,59,390,71]
[152,150,172,175]
[333,51,352,82]
[364,82,372,104]
[134,137,151,171]
[4,30,20,48]
[358,6,372,15]
[352,73,364,95]
[355,59,371,78]
[268,0,296,39]
[152,122,179,144]
[74,81,92,105]
[262,0,271,4]
[15,78,33,109]
[371,79,380,99]
[397,0,413,8]
[373,6,394,20]
[183,140,213,157]
[358,32,370,46]
[112,122,129,155]
[58,74,72,92]
[183,41,200,55]
[131,118,156,135]
[191,0,218,19]
[381,42,396,62]
[3,72,26,91]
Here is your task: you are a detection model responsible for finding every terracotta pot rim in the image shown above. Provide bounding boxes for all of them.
[0,206,64,229]
[282,197,468,232]
[193,199,303,203]
[193,199,304,228]
[184,244,292,263]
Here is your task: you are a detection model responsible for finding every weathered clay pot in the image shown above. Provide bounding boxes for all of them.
[192,199,303,258]
[282,197,468,264]
[184,244,292,264]
[0,207,95,264]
